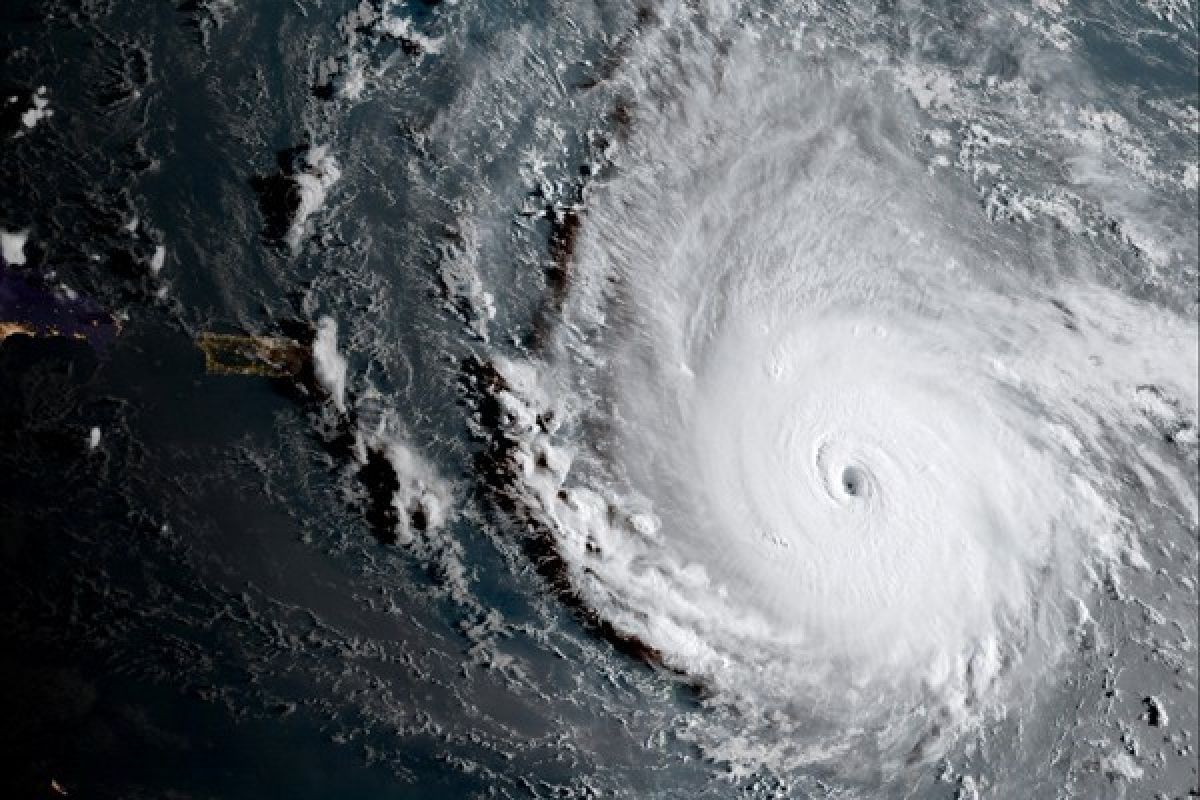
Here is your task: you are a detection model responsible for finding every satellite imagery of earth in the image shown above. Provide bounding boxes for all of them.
[0,0,1197,798]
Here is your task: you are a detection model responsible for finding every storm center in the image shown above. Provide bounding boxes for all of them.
[841,465,868,498]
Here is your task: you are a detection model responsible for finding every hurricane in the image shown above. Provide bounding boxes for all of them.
[485,1,1199,782]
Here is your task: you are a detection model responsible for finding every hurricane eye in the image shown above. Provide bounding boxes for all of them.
[841,465,866,498]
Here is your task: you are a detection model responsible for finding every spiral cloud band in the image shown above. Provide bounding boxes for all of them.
[490,27,1198,777]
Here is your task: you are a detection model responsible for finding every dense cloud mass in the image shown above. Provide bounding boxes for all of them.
[485,2,1198,783]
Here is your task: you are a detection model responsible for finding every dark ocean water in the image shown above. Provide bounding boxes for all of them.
[1,1,1197,798]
